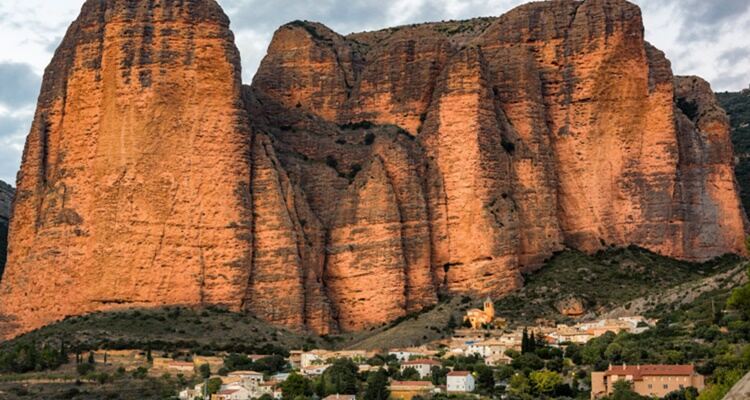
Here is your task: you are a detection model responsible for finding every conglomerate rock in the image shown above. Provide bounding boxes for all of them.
[0,0,746,339]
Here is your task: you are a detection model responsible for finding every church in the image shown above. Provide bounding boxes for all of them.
[464,298,495,329]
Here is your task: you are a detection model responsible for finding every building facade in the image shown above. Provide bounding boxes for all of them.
[447,371,475,393]
[591,364,705,399]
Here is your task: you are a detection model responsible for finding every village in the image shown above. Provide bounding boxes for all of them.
[80,299,699,400]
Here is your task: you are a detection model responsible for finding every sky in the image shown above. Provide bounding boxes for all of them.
[0,0,749,184]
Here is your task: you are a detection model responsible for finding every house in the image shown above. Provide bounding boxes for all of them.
[464,298,495,329]
[400,359,441,378]
[591,364,705,399]
[228,370,264,387]
[212,386,251,400]
[447,371,475,393]
[271,372,291,382]
[485,353,513,366]
[389,381,437,400]
[302,364,330,376]
[388,347,436,362]
[289,350,303,369]
[323,395,356,400]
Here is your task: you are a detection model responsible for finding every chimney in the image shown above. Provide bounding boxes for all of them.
[637,365,640,370]
[609,363,612,371]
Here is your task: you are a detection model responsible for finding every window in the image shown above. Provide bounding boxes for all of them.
[679,385,684,389]
[663,384,669,390]
[648,384,652,389]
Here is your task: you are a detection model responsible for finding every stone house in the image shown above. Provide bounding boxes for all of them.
[400,359,442,378]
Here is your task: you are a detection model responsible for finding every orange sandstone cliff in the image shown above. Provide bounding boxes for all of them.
[0,0,746,339]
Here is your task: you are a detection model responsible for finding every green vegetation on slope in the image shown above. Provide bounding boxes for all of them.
[495,247,741,325]
[717,89,750,211]
[0,306,317,357]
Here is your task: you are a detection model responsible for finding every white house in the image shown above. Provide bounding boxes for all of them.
[400,359,442,379]
[228,370,264,388]
[447,371,475,393]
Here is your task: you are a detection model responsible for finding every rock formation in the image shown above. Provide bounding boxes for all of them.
[0,0,746,339]
[0,180,14,279]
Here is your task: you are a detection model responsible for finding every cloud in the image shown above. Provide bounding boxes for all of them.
[0,62,41,109]
[719,47,750,66]
[0,62,39,185]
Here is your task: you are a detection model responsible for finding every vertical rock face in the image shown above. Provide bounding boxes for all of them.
[672,76,747,259]
[0,0,254,339]
[0,180,14,280]
[1,0,747,339]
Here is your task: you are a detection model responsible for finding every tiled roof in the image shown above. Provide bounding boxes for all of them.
[605,365,696,380]
[447,371,472,377]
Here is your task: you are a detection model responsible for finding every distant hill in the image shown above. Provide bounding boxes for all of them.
[0,180,13,280]
[717,89,750,211]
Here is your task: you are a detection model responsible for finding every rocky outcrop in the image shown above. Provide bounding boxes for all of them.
[1,0,746,339]
[0,180,13,280]
[0,0,255,339]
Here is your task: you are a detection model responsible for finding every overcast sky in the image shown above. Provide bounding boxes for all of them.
[0,0,749,185]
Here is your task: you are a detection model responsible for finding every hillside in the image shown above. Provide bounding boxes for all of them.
[4,248,742,355]
[494,248,744,325]
[717,89,750,211]
[0,306,318,356]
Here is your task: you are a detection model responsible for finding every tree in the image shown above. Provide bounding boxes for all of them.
[606,379,646,400]
[530,370,563,395]
[447,315,458,331]
[728,267,750,320]
[254,355,288,374]
[198,363,211,379]
[87,352,95,364]
[508,373,531,397]
[321,358,359,395]
[474,365,495,393]
[146,347,153,363]
[364,368,389,400]
[663,387,699,400]
[224,353,254,372]
[398,367,420,381]
[280,373,313,400]
[77,363,95,375]
[431,366,449,386]
[511,353,544,372]
[522,328,530,353]
[206,377,223,396]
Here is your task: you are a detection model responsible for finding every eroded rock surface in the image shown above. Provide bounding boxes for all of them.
[0,180,13,280]
[0,0,746,339]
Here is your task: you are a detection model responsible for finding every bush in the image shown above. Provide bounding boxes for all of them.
[77,363,95,375]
